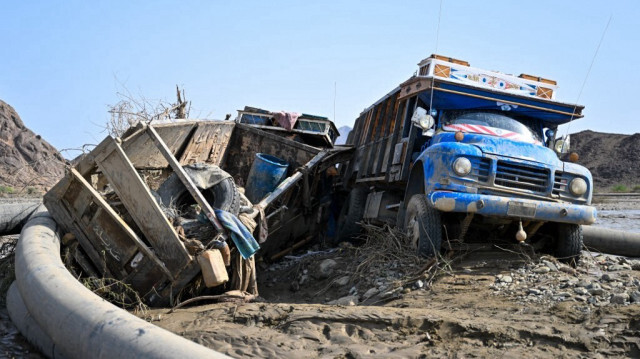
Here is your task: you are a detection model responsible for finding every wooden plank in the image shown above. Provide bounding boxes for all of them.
[385,99,409,182]
[179,121,234,166]
[122,122,197,169]
[94,138,191,273]
[69,168,174,280]
[145,124,225,233]
[45,182,113,278]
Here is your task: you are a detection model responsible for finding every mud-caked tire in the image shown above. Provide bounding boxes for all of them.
[404,194,442,258]
[157,166,240,215]
[554,223,582,265]
[336,187,368,243]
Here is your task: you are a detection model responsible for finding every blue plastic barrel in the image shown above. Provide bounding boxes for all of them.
[245,153,289,203]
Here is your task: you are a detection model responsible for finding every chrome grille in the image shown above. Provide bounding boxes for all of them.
[553,171,569,196]
[495,160,549,193]
[469,157,491,183]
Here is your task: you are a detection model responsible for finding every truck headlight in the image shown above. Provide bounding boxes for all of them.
[452,157,472,176]
[569,178,587,196]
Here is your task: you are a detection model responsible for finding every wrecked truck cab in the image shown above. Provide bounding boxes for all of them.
[338,54,596,263]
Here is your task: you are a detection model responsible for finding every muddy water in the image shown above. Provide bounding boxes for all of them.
[595,209,640,233]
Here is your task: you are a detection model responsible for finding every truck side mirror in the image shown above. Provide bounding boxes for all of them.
[554,135,570,154]
[411,107,435,134]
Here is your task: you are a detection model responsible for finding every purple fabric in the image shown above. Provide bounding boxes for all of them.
[271,111,301,131]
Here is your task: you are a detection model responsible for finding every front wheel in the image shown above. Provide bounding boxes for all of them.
[555,223,583,265]
[404,194,442,258]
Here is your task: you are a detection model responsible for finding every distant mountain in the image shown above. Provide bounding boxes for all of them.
[0,99,65,194]
[572,130,640,191]
[335,126,352,145]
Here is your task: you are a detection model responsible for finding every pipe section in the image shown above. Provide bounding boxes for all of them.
[14,206,229,359]
[6,282,67,359]
[583,225,640,257]
[0,200,40,235]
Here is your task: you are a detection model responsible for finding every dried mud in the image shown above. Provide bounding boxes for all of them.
[146,199,640,358]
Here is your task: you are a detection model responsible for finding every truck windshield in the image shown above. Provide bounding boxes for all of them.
[442,111,542,144]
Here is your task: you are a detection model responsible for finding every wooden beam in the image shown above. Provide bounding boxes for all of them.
[144,124,225,234]
[94,138,191,273]
[68,168,174,280]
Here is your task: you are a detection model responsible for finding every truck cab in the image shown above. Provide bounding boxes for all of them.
[338,55,596,263]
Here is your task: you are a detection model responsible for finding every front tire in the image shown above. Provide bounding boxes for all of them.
[555,223,582,265]
[404,194,442,258]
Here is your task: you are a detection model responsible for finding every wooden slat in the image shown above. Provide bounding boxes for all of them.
[68,168,174,280]
[179,122,234,166]
[94,138,191,273]
[45,174,113,277]
[122,122,197,169]
[145,124,225,233]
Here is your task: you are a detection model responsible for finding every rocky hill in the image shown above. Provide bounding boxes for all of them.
[0,100,65,195]
[572,130,640,191]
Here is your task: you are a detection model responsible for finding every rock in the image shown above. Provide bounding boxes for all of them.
[528,288,541,295]
[630,291,640,303]
[608,264,625,272]
[559,266,577,275]
[542,260,558,272]
[590,288,605,296]
[415,280,425,289]
[299,274,309,285]
[328,295,359,306]
[349,286,358,295]
[576,280,591,288]
[630,260,640,271]
[601,273,617,282]
[610,293,629,304]
[334,275,350,286]
[402,287,412,294]
[362,287,379,300]
[318,259,337,278]
[574,295,587,302]
[574,287,589,296]
[533,266,551,274]
[500,276,513,284]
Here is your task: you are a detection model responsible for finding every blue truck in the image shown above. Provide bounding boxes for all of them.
[338,55,596,263]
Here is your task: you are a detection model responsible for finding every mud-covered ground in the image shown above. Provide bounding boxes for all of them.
[3,197,640,358]
[146,197,640,358]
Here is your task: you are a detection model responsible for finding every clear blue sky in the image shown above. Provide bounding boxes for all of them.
[1,1,638,157]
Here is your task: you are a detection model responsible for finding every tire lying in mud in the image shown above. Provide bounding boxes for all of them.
[336,187,368,242]
[157,164,240,215]
[404,194,442,258]
[554,223,583,265]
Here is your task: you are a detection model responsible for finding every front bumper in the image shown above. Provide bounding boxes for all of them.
[428,191,597,225]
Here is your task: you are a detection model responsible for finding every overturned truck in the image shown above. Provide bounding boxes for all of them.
[44,109,350,305]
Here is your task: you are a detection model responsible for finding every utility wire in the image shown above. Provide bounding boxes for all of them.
[562,15,612,152]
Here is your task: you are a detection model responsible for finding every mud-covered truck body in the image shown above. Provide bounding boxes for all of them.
[338,55,596,262]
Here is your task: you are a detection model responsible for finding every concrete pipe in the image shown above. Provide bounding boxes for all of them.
[14,206,229,359]
[6,282,67,359]
[0,200,40,235]
[582,225,640,257]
